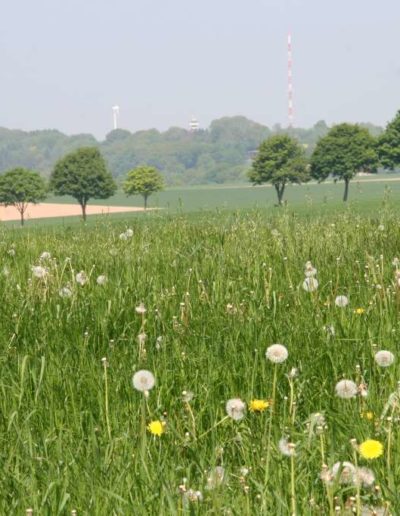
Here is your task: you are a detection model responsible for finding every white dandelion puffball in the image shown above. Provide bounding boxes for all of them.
[335,295,349,307]
[225,398,246,420]
[374,350,395,367]
[59,287,72,298]
[132,370,155,392]
[135,303,147,315]
[331,462,356,485]
[96,275,107,285]
[304,261,317,277]
[302,277,319,292]
[39,251,51,261]
[75,271,88,286]
[335,379,358,399]
[355,467,375,487]
[119,232,128,241]
[266,344,288,364]
[31,265,47,279]
[278,438,296,457]
[125,228,134,238]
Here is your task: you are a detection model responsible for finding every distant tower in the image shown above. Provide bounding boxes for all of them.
[287,33,293,128]
[112,105,120,130]
[189,116,200,132]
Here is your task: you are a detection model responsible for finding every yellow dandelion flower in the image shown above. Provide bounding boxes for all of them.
[354,308,365,315]
[249,399,270,412]
[359,439,383,459]
[147,420,166,436]
[360,411,374,421]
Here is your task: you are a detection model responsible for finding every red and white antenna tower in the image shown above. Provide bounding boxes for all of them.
[287,32,293,127]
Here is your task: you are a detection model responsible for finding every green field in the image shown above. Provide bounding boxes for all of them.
[1,201,399,513]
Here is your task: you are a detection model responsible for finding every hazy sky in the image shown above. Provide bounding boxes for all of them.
[1,0,399,138]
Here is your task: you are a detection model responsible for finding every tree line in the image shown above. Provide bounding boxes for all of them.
[249,110,400,204]
[0,117,382,186]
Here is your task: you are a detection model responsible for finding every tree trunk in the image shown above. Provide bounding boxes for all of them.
[81,203,87,221]
[20,210,24,226]
[144,195,148,210]
[343,179,350,202]
[274,183,285,205]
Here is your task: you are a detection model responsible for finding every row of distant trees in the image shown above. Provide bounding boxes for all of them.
[249,110,400,203]
[0,148,164,225]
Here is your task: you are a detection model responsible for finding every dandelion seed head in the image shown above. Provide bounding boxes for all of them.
[278,437,296,457]
[374,350,395,367]
[266,344,288,364]
[132,370,155,392]
[331,461,356,484]
[226,398,246,420]
[59,286,72,298]
[335,379,358,399]
[96,274,107,285]
[31,265,47,279]
[75,271,88,286]
[206,466,225,489]
[304,261,317,277]
[135,303,147,314]
[39,252,51,261]
[302,277,319,292]
[355,467,375,487]
[335,295,349,307]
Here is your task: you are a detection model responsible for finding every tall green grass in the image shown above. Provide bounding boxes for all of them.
[0,208,399,514]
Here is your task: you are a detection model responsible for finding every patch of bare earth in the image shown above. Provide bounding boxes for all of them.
[0,203,148,222]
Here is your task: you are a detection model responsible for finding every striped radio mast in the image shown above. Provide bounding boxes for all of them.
[287,32,293,128]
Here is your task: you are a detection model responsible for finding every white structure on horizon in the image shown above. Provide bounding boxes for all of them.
[189,116,200,132]
[112,105,120,130]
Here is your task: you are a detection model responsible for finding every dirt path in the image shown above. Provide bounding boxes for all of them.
[0,203,147,222]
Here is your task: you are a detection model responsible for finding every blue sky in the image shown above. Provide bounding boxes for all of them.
[1,0,399,138]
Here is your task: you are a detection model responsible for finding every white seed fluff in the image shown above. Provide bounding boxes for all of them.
[75,271,88,286]
[374,350,395,367]
[31,265,47,279]
[132,370,155,392]
[335,379,358,399]
[331,461,356,485]
[266,344,288,364]
[335,295,349,307]
[225,398,246,420]
[302,277,319,292]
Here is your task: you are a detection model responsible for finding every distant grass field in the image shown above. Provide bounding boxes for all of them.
[6,174,398,229]
[1,208,400,513]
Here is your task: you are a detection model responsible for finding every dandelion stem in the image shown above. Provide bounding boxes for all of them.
[290,453,296,516]
[264,364,278,506]
[197,416,229,440]
[352,447,361,516]
[103,359,111,441]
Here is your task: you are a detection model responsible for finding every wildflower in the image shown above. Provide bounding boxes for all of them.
[132,370,155,392]
[155,336,163,350]
[355,466,375,487]
[137,332,147,346]
[59,287,72,298]
[182,489,203,503]
[2,266,9,276]
[147,420,165,436]
[96,275,107,285]
[75,271,88,286]
[359,439,383,460]
[135,303,146,314]
[119,232,128,241]
[206,466,225,489]
[39,251,51,261]
[335,379,358,399]
[360,411,374,421]
[335,295,349,307]
[324,324,335,336]
[8,248,15,257]
[31,265,47,279]
[378,224,385,231]
[181,390,194,403]
[331,461,356,485]
[266,344,288,364]
[125,228,134,237]
[374,350,395,367]
[249,399,269,412]
[392,257,399,267]
[288,367,299,378]
[304,261,317,277]
[278,438,296,457]
[302,277,319,292]
[226,398,246,420]
[354,307,365,315]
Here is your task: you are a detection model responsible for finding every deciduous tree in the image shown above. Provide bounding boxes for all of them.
[310,124,378,202]
[123,166,164,209]
[378,110,400,170]
[0,168,47,225]
[248,134,309,205]
[50,147,116,220]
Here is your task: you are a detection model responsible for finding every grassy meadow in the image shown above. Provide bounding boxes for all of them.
[1,197,400,514]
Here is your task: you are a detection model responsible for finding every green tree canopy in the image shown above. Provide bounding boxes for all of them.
[310,123,378,202]
[50,147,116,220]
[0,168,47,225]
[122,166,164,209]
[248,134,309,205]
[378,110,400,170]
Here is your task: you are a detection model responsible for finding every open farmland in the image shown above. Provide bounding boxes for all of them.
[1,206,400,514]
